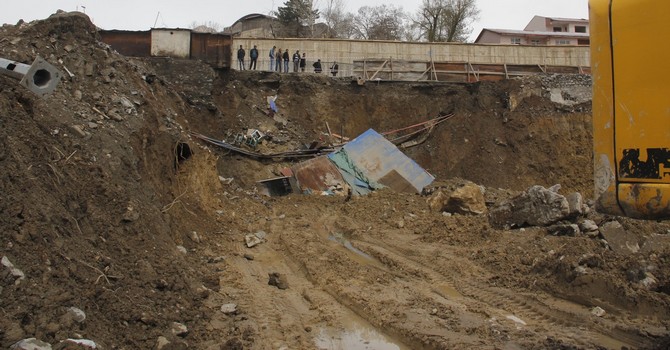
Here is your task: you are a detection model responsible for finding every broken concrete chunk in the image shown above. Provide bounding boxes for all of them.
[489,185,570,229]
[245,234,263,248]
[599,221,640,254]
[565,192,584,217]
[61,339,97,348]
[220,303,238,314]
[10,338,52,350]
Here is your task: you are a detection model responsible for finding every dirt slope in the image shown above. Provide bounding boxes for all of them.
[1,12,669,350]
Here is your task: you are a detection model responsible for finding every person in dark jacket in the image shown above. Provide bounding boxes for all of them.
[237,45,245,70]
[282,49,290,72]
[299,53,306,72]
[313,59,322,73]
[249,45,258,70]
[330,61,339,76]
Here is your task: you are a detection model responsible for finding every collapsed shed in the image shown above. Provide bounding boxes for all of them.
[260,129,434,196]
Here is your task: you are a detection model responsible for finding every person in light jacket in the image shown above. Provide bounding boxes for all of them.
[268,46,276,71]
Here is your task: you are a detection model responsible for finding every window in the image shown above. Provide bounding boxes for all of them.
[553,26,562,32]
[530,39,542,46]
[556,39,571,45]
[510,37,521,45]
[575,26,587,33]
[578,39,591,45]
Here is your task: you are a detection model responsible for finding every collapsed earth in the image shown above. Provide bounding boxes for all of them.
[1,12,669,350]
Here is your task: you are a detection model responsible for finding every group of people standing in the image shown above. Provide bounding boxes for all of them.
[237,45,339,76]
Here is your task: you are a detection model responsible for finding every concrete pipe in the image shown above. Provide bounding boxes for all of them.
[0,56,62,97]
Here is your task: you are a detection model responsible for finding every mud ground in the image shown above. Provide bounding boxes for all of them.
[1,12,669,350]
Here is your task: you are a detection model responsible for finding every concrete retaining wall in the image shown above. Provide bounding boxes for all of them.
[232,38,590,77]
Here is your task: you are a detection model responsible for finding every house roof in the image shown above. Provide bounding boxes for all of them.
[545,16,589,23]
[475,28,589,43]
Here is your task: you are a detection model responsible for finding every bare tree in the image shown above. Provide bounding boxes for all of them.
[353,5,407,41]
[320,0,356,38]
[189,21,222,33]
[414,0,479,42]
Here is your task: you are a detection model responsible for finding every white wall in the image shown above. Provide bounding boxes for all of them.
[151,29,191,58]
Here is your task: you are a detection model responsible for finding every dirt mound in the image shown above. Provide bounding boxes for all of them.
[1,12,669,350]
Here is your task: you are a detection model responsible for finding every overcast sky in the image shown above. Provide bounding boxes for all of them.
[0,0,588,42]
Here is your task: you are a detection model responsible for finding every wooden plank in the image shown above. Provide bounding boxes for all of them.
[368,60,388,80]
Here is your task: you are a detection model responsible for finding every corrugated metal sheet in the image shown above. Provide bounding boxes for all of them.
[330,129,434,194]
[99,30,151,57]
[190,32,232,69]
[291,156,345,193]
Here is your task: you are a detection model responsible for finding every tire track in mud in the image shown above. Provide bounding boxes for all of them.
[352,238,651,349]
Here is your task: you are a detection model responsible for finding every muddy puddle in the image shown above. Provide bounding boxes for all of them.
[327,233,388,271]
[314,316,409,350]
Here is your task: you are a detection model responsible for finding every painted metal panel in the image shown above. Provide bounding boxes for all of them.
[331,129,434,194]
[190,32,232,68]
[99,30,151,57]
[291,156,346,193]
[151,29,191,58]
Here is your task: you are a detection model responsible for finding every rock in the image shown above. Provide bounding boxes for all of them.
[67,307,86,323]
[221,339,243,350]
[2,256,25,284]
[87,122,98,129]
[396,220,405,228]
[208,256,225,263]
[579,219,599,235]
[176,246,187,254]
[489,185,570,228]
[547,223,580,236]
[444,183,487,215]
[73,90,82,101]
[189,231,200,243]
[10,338,52,350]
[243,253,254,261]
[599,221,640,254]
[156,336,170,350]
[640,273,658,290]
[641,234,670,254]
[245,233,263,248]
[171,322,188,337]
[591,306,606,317]
[64,44,74,52]
[220,303,238,315]
[59,339,97,349]
[574,266,589,275]
[268,272,289,290]
[565,192,584,217]
[122,204,140,222]
[70,125,87,137]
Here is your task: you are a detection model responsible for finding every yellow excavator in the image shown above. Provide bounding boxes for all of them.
[590,0,670,219]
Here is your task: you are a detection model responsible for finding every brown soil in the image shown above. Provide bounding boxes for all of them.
[1,12,669,350]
